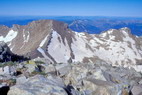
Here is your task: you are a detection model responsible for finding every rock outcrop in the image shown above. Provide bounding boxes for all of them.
[0,59,140,95]
[8,75,68,95]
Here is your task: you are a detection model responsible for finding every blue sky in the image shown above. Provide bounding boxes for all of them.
[0,0,142,17]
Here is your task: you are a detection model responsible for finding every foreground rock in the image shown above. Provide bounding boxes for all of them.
[0,59,140,95]
[8,75,68,95]
[131,85,142,95]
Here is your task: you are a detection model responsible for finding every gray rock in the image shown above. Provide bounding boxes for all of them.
[42,64,56,74]
[9,66,17,75]
[0,60,141,95]
[8,75,68,95]
[131,85,142,95]
[16,76,28,85]
[0,66,16,75]
[138,80,142,85]
[46,75,65,88]
[93,69,106,81]
[56,63,71,76]
[25,64,37,74]
[3,66,10,75]
[0,67,4,75]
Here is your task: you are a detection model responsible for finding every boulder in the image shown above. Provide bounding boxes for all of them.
[131,85,142,95]
[16,76,28,85]
[93,69,106,81]
[25,63,37,74]
[42,64,56,74]
[3,66,10,75]
[8,75,68,95]
[55,63,71,76]
[64,64,88,85]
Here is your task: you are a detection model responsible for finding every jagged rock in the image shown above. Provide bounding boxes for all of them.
[92,69,107,81]
[42,64,56,74]
[80,79,114,95]
[55,63,71,76]
[64,63,89,86]
[25,63,37,74]
[131,85,142,95]
[0,60,140,95]
[46,75,65,88]
[8,75,68,95]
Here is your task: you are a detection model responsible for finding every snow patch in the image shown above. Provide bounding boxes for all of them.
[71,33,94,62]
[37,47,53,63]
[101,32,107,38]
[93,37,104,44]
[39,35,48,47]
[133,65,142,73]
[0,30,18,43]
[20,31,30,49]
[25,31,30,42]
[48,30,71,63]
[108,29,114,34]
[10,44,15,51]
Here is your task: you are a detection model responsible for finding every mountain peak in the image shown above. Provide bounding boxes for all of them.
[28,20,69,29]
[120,27,130,32]
[0,20,142,72]
[100,27,133,42]
[103,27,131,35]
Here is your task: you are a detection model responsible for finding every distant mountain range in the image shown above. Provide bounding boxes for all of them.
[0,16,142,36]
[1,18,142,95]
[0,20,142,72]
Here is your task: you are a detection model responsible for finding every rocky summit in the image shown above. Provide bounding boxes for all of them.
[0,20,142,95]
[0,59,141,95]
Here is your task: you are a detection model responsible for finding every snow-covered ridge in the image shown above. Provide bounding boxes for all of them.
[48,30,71,63]
[37,34,53,63]
[0,20,142,72]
